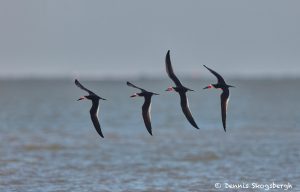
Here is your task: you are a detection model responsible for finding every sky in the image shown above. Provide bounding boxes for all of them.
[0,0,299,79]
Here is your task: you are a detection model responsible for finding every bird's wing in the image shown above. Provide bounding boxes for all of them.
[179,92,199,129]
[89,100,104,138]
[142,96,153,135]
[165,50,183,87]
[126,81,145,92]
[220,88,230,132]
[203,65,226,84]
[75,79,95,95]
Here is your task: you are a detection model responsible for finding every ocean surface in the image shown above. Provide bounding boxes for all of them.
[0,78,299,192]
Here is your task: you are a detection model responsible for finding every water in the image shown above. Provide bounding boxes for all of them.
[0,78,299,192]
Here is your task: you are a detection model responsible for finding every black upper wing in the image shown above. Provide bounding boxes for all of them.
[75,79,95,95]
[126,81,145,92]
[179,92,199,129]
[89,99,104,138]
[142,96,153,135]
[203,65,226,84]
[165,50,183,87]
[220,88,230,132]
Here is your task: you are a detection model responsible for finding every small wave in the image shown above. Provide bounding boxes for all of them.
[22,144,64,151]
[0,169,17,176]
[182,152,219,162]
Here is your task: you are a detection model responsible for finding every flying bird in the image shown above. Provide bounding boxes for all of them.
[165,50,199,129]
[127,81,159,135]
[203,65,235,132]
[75,79,106,138]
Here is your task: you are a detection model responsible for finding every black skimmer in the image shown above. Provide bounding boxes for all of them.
[75,79,106,138]
[127,81,159,135]
[165,50,199,129]
[203,65,234,132]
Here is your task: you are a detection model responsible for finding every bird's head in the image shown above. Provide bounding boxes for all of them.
[78,95,106,101]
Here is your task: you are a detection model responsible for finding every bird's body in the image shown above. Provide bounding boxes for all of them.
[75,79,106,138]
[127,81,159,135]
[165,50,199,129]
[203,65,234,132]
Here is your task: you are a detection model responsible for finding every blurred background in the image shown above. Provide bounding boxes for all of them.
[0,1,299,191]
[0,0,299,79]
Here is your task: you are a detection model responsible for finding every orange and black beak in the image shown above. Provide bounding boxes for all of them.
[130,93,138,98]
[77,96,85,101]
[165,87,174,91]
[203,85,213,89]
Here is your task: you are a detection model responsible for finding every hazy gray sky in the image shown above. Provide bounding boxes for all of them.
[0,0,299,78]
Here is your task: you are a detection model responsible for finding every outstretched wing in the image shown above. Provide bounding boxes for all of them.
[220,88,230,132]
[165,50,183,87]
[179,92,199,129]
[75,79,95,95]
[203,65,226,84]
[126,81,145,92]
[89,100,104,138]
[142,96,153,135]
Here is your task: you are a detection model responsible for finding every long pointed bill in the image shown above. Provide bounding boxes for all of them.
[203,85,213,89]
[165,87,174,91]
[228,85,235,88]
[101,97,107,100]
[153,93,159,95]
[130,93,138,98]
[77,96,85,101]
